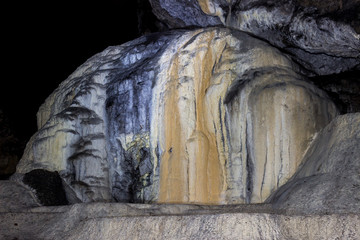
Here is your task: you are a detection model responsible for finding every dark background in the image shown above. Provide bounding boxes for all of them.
[1,0,157,141]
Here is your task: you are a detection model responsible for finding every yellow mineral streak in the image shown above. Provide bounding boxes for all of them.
[159,55,188,202]
[153,28,336,205]
[188,31,222,203]
[158,31,229,204]
[197,0,226,24]
[197,0,213,15]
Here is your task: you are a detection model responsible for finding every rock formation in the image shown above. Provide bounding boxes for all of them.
[0,180,40,212]
[14,28,338,205]
[2,114,360,240]
[269,113,360,214]
[149,0,360,75]
[1,0,360,239]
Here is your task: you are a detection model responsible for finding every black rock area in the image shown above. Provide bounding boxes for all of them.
[1,0,162,179]
[0,110,25,180]
[23,169,68,206]
[311,70,360,114]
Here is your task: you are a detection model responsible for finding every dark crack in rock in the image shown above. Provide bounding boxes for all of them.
[23,169,68,206]
[311,70,360,113]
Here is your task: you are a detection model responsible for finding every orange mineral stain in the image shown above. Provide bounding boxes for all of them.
[159,32,224,204]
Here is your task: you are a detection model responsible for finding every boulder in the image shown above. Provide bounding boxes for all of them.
[15,28,338,204]
[269,113,360,214]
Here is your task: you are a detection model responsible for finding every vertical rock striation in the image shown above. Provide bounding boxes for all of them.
[151,28,338,203]
[16,51,113,203]
[15,28,338,204]
[225,68,338,203]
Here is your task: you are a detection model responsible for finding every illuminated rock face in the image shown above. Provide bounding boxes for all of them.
[270,113,360,214]
[149,0,360,75]
[16,28,338,204]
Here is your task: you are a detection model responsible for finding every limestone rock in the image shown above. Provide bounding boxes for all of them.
[149,0,221,28]
[15,28,338,204]
[269,113,360,214]
[0,202,359,240]
[0,181,40,212]
[149,0,360,75]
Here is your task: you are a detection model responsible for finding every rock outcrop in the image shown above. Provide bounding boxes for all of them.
[14,28,338,204]
[269,113,360,214]
[149,0,360,75]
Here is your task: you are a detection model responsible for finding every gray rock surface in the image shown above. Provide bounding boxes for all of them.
[0,202,359,240]
[269,113,360,214]
[149,0,360,75]
[0,181,40,212]
[149,0,221,28]
[14,27,337,204]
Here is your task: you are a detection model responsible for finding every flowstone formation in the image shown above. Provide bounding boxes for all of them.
[1,1,360,239]
[14,28,338,205]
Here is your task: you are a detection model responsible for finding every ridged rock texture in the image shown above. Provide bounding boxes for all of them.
[14,28,339,204]
[149,0,360,75]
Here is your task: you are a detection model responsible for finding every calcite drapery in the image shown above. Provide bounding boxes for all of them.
[152,28,338,204]
[15,28,338,204]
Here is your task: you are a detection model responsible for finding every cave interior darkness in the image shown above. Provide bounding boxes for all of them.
[1,0,157,141]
